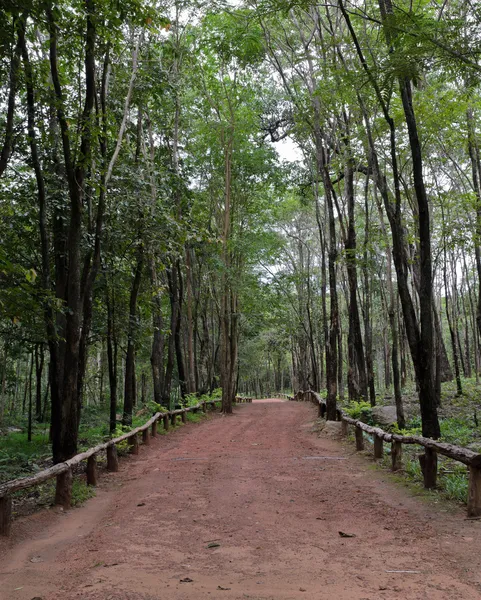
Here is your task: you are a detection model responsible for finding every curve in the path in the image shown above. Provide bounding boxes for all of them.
[1,401,481,600]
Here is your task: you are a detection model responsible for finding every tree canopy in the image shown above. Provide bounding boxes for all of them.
[1,0,481,464]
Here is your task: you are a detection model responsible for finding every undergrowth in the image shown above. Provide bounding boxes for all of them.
[0,391,218,482]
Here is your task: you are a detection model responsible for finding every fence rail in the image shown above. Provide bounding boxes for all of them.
[234,396,253,403]
[0,400,217,536]
[290,390,481,518]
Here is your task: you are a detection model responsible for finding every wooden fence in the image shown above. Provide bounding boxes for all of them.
[291,390,481,518]
[234,396,253,403]
[0,400,217,537]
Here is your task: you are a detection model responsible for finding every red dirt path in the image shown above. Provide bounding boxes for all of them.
[1,400,481,600]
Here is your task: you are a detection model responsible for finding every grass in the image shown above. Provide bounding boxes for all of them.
[0,428,51,483]
[347,429,471,507]
[0,397,212,516]
[71,479,96,506]
[340,375,481,508]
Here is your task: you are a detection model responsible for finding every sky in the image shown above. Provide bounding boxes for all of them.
[275,136,303,163]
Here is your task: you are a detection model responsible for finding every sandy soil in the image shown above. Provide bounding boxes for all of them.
[1,400,481,600]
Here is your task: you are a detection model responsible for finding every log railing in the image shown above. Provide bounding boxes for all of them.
[290,390,481,518]
[0,400,217,536]
[234,396,253,403]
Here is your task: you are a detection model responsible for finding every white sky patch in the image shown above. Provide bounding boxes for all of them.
[275,136,303,163]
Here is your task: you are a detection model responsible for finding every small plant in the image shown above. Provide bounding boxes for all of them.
[442,472,468,503]
[184,393,201,407]
[392,416,422,436]
[405,456,422,481]
[345,401,373,424]
[440,418,475,447]
[186,412,204,424]
[71,480,96,507]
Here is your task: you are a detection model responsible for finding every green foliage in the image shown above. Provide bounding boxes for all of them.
[442,472,468,504]
[345,401,373,425]
[440,418,476,448]
[404,456,423,481]
[184,388,222,408]
[0,424,52,483]
[392,416,422,437]
[186,412,205,424]
[71,480,96,507]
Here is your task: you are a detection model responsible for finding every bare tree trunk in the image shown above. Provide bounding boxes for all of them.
[34,344,44,422]
[106,275,118,433]
[149,257,165,406]
[123,247,144,425]
[0,14,22,178]
[344,158,368,402]
[185,247,196,393]
[27,351,34,442]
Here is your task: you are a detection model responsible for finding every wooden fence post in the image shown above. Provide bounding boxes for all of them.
[355,426,364,451]
[419,448,437,489]
[171,413,177,427]
[202,402,207,413]
[107,444,119,472]
[142,428,150,445]
[391,441,402,471]
[374,435,383,459]
[55,468,73,508]
[341,420,349,437]
[86,454,98,486]
[181,411,187,424]
[163,414,169,430]
[152,420,157,437]
[467,466,481,517]
[0,495,12,536]
[129,434,139,455]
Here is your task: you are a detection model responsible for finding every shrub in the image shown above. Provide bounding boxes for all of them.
[345,401,373,424]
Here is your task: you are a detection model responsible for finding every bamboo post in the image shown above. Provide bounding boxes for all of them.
[181,411,187,424]
[107,444,119,472]
[0,495,12,536]
[341,420,349,437]
[129,433,139,455]
[467,466,481,517]
[86,454,98,486]
[151,420,157,437]
[142,428,150,445]
[163,414,169,430]
[55,468,73,508]
[355,426,364,451]
[391,441,402,471]
[374,435,383,459]
[419,448,437,489]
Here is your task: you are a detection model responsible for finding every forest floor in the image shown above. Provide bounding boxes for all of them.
[1,401,481,600]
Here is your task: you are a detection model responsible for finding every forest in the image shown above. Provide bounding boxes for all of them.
[0,0,480,495]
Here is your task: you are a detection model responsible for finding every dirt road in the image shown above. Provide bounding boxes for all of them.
[1,401,481,600]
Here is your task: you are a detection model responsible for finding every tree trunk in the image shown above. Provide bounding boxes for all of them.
[344,159,368,402]
[123,247,144,425]
[149,257,165,406]
[0,14,23,178]
[34,344,44,422]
